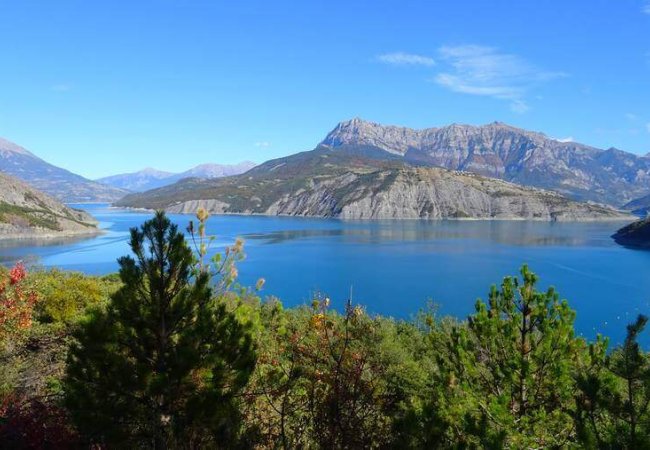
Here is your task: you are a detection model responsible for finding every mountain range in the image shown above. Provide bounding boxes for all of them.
[321,118,650,207]
[4,119,650,221]
[115,144,631,221]
[0,171,97,239]
[0,137,257,202]
[114,118,648,221]
[0,138,128,203]
[622,194,650,216]
[96,162,256,192]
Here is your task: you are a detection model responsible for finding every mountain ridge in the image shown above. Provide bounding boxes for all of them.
[320,118,650,206]
[0,171,98,239]
[115,146,632,222]
[97,161,256,192]
[0,137,128,203]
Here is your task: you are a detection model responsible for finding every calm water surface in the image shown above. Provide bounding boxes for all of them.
[2,204,649,344]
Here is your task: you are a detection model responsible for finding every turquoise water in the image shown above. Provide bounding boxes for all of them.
[2,204,650,344]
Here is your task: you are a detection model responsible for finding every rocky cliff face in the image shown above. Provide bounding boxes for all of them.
[321,119,650,206]
[118,150,631,221]
[0,137,128,202]
[316,169,628,221]
[0,171,98,239]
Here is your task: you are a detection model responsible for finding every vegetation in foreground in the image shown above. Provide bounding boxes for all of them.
[1,210,649,449]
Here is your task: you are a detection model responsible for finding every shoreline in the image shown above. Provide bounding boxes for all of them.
[112,205,636,223]
[0,227,104,242]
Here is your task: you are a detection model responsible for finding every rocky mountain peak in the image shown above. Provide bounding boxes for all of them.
[0,137,128,202]
[321,119,547,156]
[318,119,649,206]
[0,137,36,157]
[321,118,546,151]
[321,118,437,155]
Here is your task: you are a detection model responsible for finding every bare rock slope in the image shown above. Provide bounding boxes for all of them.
[321,118,650,207]
[0,171,98,239]
[116,148,631,221]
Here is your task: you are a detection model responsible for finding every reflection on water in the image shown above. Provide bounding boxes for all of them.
[0,233,104,253]
[0,204,648,345]
[242,220,616,247]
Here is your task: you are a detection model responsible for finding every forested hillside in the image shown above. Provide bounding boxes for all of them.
[1,211,649,448]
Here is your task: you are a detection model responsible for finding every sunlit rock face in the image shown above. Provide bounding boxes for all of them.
[321,118,650,207]
[0,171,98,238]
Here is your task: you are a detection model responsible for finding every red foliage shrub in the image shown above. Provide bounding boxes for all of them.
[0,262,38,342]
[0,395,80,449]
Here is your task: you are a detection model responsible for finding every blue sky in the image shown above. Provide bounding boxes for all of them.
[0,0,649,178]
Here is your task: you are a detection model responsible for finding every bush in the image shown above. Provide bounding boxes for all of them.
[28,269,120,324]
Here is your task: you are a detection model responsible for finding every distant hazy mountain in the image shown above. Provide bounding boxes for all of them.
[321,118,650,207]
[95,168,175,192]
[0,137,128,203]
[97,162,256,192]
[0,171,97,239]
[116,146,631,221]
[623,194,650,216]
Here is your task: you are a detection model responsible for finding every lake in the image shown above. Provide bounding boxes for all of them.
[2,203,649,344]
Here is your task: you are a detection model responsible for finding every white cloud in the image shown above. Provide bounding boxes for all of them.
[510,100,530,114]
[643,1,650,14]
[377,52,435,67]
[433,45,566,113]
[255,141,271,148]
[555,136,574,143]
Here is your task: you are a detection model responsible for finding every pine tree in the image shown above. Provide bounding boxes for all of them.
[437,265,583,447]
[64,211,256,448]
[577,315,650,449]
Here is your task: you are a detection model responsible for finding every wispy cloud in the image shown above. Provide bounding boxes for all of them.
[255,141,271,148]
[626,113,639,121]
[51,83,72,92]
[646,123,650,133]
[377,52,435,67]
[510,100,530,114]
[433,45,566,113]
[554,136,574,143]
[643,1,650,14]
